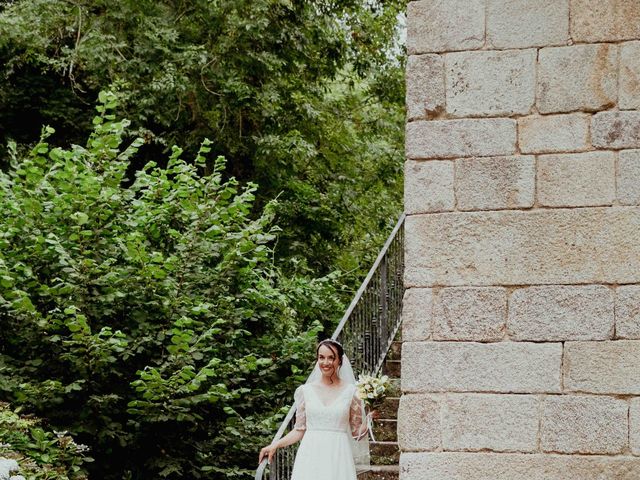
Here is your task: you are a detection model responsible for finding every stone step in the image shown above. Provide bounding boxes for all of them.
[382,359,401,378]
[378,397,399,419]
[364,337,400,478]
[372,419,397,442]
[358,465,399,480]
[370,441,400,465]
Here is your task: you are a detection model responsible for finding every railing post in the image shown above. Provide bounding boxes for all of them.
[379,256,388,364]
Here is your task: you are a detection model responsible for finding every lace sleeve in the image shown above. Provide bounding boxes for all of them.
[349,387,368,440]
[293,385,306,431]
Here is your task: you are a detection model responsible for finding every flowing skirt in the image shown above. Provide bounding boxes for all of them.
[290,429,357,480]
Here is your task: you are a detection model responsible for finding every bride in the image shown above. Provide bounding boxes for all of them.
[258,339,375,479]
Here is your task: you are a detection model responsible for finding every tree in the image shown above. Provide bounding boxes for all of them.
[0,0,406,281]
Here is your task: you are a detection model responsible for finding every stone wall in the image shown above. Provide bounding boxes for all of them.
[401,1,640,478]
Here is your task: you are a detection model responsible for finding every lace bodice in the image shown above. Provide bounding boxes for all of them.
[293,383,367,440]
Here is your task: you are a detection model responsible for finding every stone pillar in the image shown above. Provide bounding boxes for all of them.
[401,1,640,478]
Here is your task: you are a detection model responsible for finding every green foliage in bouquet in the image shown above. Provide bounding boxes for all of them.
[0,92,343,479]
[0,401,92,480]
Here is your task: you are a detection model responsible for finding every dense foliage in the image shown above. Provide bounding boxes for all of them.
[0,96,344,478]
[0,402,92,479]
[0,0,405,280]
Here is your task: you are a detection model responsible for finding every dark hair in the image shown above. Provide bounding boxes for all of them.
[316,339,343,366]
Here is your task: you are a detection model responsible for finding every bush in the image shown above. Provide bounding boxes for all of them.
[0,92,343,479]
[0,401,92,479]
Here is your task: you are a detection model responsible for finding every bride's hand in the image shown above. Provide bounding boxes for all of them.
[259,443,278,464]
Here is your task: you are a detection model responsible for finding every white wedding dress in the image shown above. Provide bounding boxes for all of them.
[290,382,368,480]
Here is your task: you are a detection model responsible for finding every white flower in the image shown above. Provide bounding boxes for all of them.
[355,371,391,405]
[75,443,90,453]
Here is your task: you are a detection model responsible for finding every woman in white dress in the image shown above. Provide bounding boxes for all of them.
[259,339,374,479]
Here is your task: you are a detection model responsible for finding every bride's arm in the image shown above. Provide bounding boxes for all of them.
[259,428,305,464]
[274,427,305,448]
[277,390,307,447]
[350,389,369,440]
[258,387,306,463]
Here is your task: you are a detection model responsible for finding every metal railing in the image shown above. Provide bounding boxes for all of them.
[254,212,405,480]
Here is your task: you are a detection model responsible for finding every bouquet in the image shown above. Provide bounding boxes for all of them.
[355,372,391,441]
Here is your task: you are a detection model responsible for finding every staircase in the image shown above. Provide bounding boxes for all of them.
[361,336,401,480]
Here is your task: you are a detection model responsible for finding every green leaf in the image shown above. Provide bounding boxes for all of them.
[73,212,89,225]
